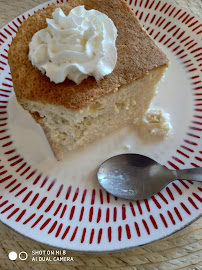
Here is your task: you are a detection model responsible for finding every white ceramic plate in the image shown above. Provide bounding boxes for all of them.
[0,0,201,252]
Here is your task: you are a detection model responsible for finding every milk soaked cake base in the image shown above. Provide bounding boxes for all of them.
[21,67,166,159]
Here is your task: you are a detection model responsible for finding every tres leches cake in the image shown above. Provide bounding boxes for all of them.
[8,0,169,159]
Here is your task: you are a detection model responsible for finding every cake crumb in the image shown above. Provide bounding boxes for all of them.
[123,144,131,150]
[137,109,171,139]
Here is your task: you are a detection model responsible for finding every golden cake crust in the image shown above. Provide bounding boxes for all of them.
[8,0,168,110]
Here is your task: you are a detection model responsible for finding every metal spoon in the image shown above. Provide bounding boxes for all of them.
[97,154,202,200]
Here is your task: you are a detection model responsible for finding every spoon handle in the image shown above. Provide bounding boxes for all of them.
[176,167,202,182]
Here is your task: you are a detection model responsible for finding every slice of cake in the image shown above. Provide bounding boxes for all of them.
[8,0,168,159]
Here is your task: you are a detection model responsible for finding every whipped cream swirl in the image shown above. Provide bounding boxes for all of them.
[29,6,118,84]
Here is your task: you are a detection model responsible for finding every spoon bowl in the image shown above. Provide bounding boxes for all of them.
[97,154,202,200]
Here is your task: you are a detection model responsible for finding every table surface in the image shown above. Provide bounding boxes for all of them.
[0,0,202,269]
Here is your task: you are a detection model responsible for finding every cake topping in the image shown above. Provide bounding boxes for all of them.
[29,6,118,84]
